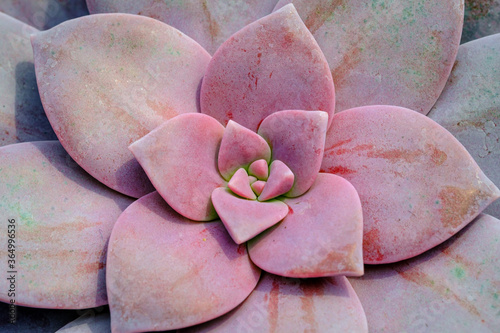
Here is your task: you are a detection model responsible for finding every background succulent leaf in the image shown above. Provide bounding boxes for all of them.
[275,0,464,115]
[0,13,57,146]
[86,0,279,54]
[0,141,133,309]
[0,0,89,30]
[461,0,500,43]
[181,274,368,333]
[429,33,500,219]
[349,214,500,332]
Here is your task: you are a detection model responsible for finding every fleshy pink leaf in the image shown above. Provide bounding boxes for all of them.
[212,188,288,244]
[200,4,335,132]
[86,0,278,54]
[274,0,463,114]
[349,214,500,331]
[0,0,89,30]
[321,105,500,264]
[32,14,211,198]
[258,160,294,201]
[252,180,266,196]
[228,168,256,200]
[182,274,368,333]
[429,33,500,219]
[249,173,363,278]
[258,110,328,197]
[249,159,269,180]
[218,120,271,180]
[0,141,133,309]
[130,113,225,222]
[107,192,261,332]
[0,13,56,146]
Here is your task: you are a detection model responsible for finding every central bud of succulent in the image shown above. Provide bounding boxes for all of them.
[205,111,329,246]
[227,159,294,201]
[209,116,307,245]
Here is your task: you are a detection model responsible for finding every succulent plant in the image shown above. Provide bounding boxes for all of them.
[0,0,499,332]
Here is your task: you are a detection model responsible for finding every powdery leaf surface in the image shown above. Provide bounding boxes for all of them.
[200,4,335,132]
[429,33,500,219]
[106,192,261,332]
[32,13,211,198]
[249,173,363,278]
[0,12,56,146]
[130,113,226,221]
[0,141,133,309]
[258,110,328,197]
[321,105,500,264]
[0,0,89,30]
[462,0,500,43]
[275,0,463,114]
[349,214,500,332]
[86,0,279,54]
[182,274,367,333]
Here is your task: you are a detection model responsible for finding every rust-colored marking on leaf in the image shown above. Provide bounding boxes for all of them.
[303,0,347,34]
[395,266,482,317]
[325,165,357,175]
[268,279,280,332]
[201,0,220,44]
[146,99,177,120]
[324,138,354,157]
[429,145,448,165]
[299,280,324,332]
[438,186,488,228]
[363,228,384,262]
[330,34,364,86]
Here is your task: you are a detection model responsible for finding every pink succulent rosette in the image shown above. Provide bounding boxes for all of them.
[0,0,499,332]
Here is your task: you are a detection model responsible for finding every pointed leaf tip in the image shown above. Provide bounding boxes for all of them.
[212,188,288,244]
[322,105,500,264]
[275,0,463,115]
[429,33,500,218]
[200,5,334,131]
[228,168,256,200]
